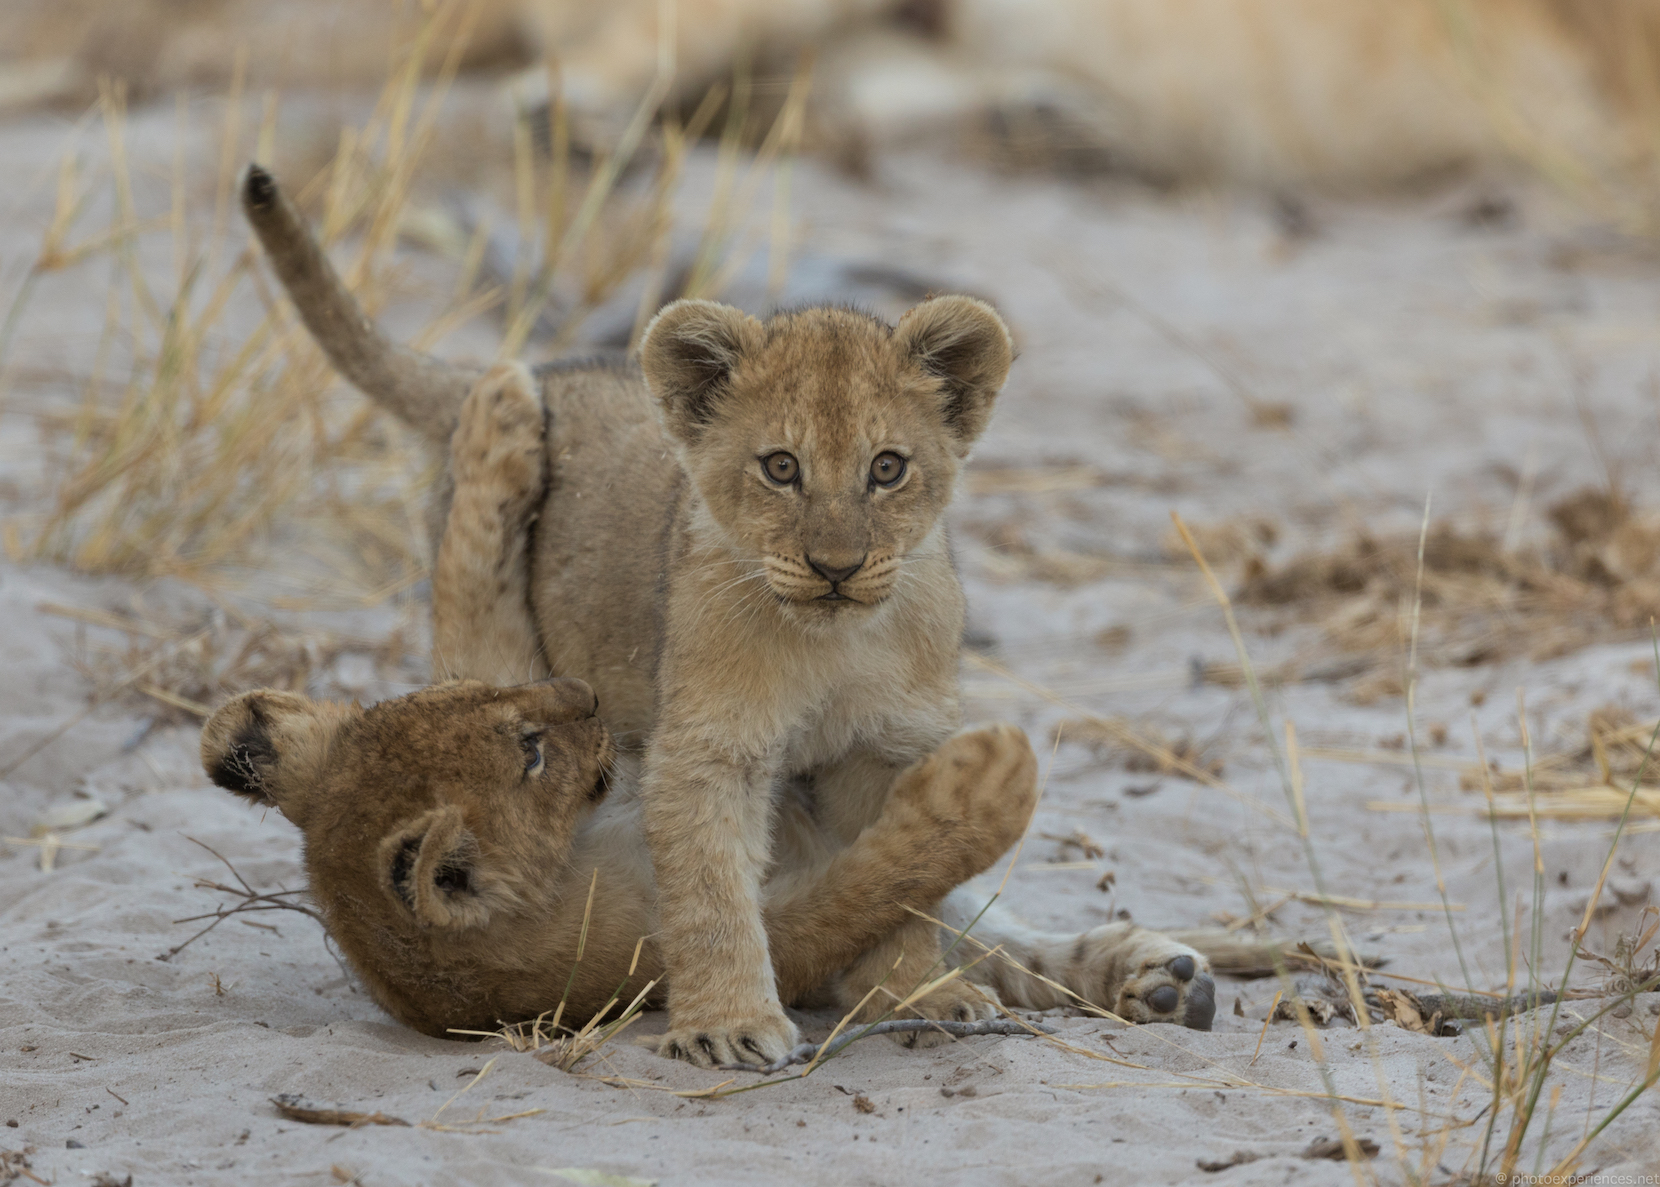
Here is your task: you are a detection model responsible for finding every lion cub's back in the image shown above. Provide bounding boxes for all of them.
[531,363,677,745]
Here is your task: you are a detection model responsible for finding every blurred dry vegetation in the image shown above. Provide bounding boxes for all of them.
[2,0,806,596]
[0,0,808,716]
[11,1,1660,197]
[1231,486,1660,692]
[8,0,1660,711]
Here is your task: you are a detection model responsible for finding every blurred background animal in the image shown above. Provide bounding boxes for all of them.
[6,0,1660,190]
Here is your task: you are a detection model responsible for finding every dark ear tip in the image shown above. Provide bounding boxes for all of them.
[201,692,278,801]
[205,734,276,799]
[242,163,276,211]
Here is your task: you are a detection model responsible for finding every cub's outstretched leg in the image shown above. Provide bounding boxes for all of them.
[939,894,1218,1030]
[809,750,1002,1046]
[755,725,1039,1025]
[432,362,549,685]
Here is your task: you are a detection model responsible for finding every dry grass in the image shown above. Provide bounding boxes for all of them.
[1051,714,1226,781]
[1,0,804,607]
[1335,703,1660,823]
[447,874,658,1076]
[160,838,333,964]
[44,599,416,724]
[1162,507,1660,1179]
[1470,704,1660,793]
[1207,486,1660,702]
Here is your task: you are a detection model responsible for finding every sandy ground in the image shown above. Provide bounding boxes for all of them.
[3,85,1660,1186]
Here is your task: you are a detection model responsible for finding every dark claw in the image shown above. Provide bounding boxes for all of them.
[1148,985,1180,1013]
[1169,955,1196,982]
[696,1035,717,1063]
[1184,974,1217,1031]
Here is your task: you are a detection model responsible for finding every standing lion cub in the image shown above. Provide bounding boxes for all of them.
[240,164,1216,1065]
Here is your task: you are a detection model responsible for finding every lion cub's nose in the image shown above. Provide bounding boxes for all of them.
[531,676,599,719]
[807,556,865,585]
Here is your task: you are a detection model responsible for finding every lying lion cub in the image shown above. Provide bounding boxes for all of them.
[241,163,1217,1064]
[200,681,1047,1040]
[200,376,1217,1040]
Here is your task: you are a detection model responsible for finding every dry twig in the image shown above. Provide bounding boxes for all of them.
[716,1019,1055,1075]
[159,837,329,963]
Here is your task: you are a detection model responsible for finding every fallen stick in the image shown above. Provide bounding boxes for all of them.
[718,1018,1056,1075]
[271,1094,408,1128]
[1401,990,1561,1020]
[1367,987,1569,1035]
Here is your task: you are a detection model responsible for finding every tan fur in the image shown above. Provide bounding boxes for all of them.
[199,679,1044,1039]
[201,369,1221,1043]
[240,166,1223,1062]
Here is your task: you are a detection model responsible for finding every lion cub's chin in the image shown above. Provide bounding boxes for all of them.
[774,588,890,626]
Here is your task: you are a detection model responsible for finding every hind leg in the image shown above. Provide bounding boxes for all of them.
[810,726,1040,1045]
[940,893,1217,1030]
[761,725,1039,1027]
[432,362,549,685]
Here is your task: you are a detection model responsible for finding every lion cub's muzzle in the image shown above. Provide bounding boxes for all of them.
[765,552,898,609]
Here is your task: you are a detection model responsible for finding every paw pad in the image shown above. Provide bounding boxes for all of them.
[1185,974,1217,1031]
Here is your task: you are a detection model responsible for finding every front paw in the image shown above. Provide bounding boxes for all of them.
[450,361,545,506]
[1113,945,1216,1031]
[658,1008,799,1068]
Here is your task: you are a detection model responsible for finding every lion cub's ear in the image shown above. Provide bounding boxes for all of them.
[200,690,352,828]
[894,296,1014,454]
[379,805,508,930]
[638,299,765,443]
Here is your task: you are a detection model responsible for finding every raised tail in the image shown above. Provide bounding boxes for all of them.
[240,163,477,443]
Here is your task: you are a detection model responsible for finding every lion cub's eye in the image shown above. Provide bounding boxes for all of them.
[521,733,544,777]
[870,451,907,487]
[761,452,798,485]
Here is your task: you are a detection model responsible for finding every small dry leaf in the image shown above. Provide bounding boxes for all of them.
[1197,1150,1262,1172]
[270,1094,408,1128]
[852,1094,876,1114]
[1372,988,1446,1036]
[1271,982,1339,1026]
